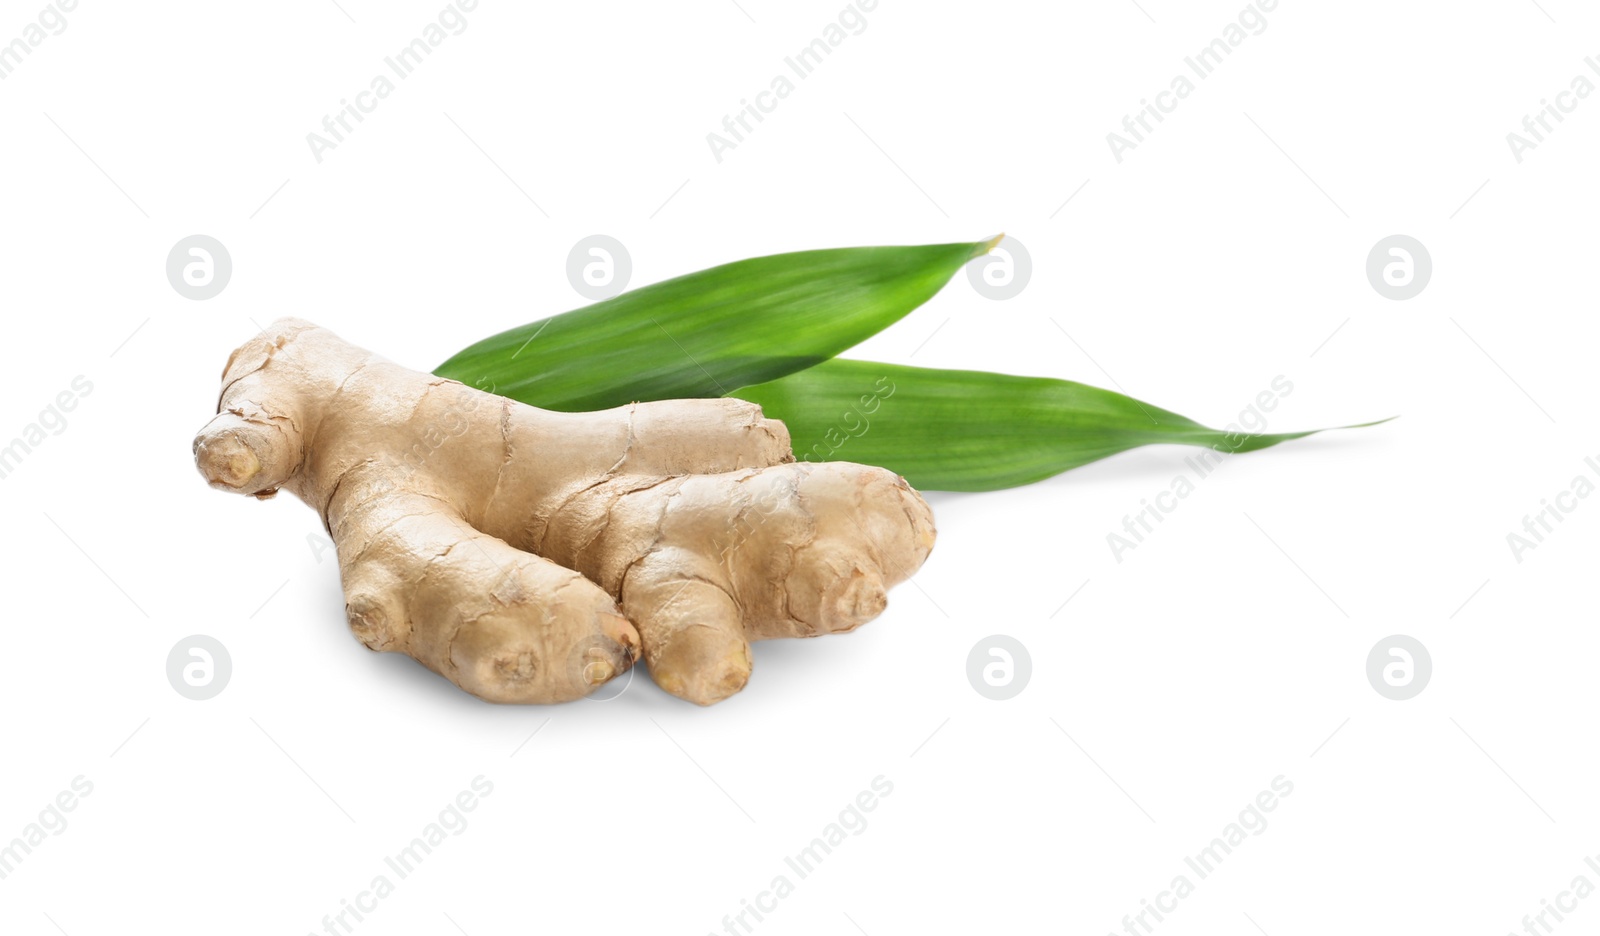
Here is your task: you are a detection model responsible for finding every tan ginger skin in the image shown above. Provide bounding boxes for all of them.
[192,319,935,706]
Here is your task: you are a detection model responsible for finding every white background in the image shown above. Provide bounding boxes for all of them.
[2,1,1597,934]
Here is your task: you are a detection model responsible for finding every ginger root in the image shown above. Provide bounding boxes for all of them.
[192,319,935,705]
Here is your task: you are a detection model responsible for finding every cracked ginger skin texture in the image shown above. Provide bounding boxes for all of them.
[192,319,936,705]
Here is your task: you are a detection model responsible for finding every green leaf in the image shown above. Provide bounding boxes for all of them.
[434,238,999,412]
[730,359,1392,492]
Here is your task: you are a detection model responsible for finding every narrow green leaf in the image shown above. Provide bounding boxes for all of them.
[434,238,998,412]
[730,359,1392,492]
